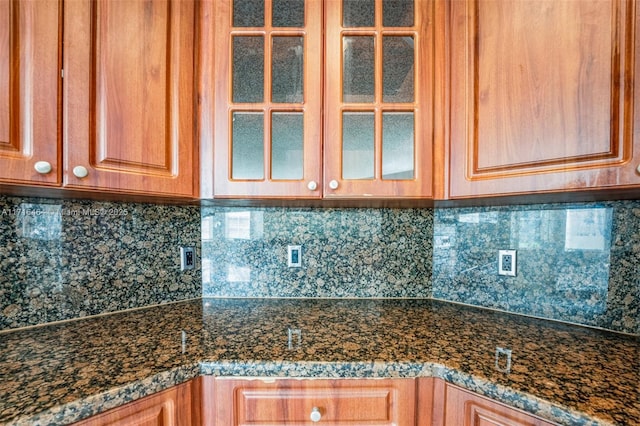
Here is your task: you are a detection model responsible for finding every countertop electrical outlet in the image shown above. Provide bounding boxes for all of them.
[498,250,516,276]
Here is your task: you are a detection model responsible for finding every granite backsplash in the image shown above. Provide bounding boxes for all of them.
[202,202,639,335]
[0,196,201,331]
[201,207,434,298]
[1,195,639,335]
[433,202,640,335]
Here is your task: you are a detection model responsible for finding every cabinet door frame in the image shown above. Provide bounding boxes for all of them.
[63,0,197,197]
[323,0,435,199]
[206,0,323,199]
[0,0,61,186]
[446,0,637,199]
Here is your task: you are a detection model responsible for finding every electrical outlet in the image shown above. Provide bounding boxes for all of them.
[288,245,302,268]
[498,249,516,276]
[180,246,196,271]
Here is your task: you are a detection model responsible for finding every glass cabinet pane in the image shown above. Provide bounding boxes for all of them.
[343,0,374,27]
[232,112,264,179]
[272,37,304,103]
[273,0,304,27]
[343,36,375,103]
[343,112,375,179]
[233,36,264,103]
[383,36,414,102]
[272,113,304,179]
[382,112,414,180]
[233,0,264,27]
[383,0,413,27]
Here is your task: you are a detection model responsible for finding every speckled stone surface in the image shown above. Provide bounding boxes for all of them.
[201,207,433,298]
[4,197,640,336]
[433,202,640,335]
[1,298,638,425]
[0,196,202,331]
[0,301,204,425]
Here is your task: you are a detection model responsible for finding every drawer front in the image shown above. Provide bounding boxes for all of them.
[213,378,416,425]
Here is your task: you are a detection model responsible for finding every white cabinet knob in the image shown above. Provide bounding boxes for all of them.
[328,180,339,190]
[34,161,52,174]
[307,180,318,191]
[73,165,89,178]
[310,407,322,422]
[636,164,640,174]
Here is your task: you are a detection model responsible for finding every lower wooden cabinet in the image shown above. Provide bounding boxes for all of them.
[442,384,557,426]
[204,377,417,426]
[72,381,197,426]
[70,377,559,426]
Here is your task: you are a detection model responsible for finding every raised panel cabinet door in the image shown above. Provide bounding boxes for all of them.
[203,0,323,199]
[0,0,60,185]
[211,378,417,426]
[323,0,434,199]
[444,385,557,426]
[63,0,196,197]
[447,0,637,198]
[72,382,194,426]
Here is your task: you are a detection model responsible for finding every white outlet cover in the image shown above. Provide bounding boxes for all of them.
[498,250,517,276]
[288,245,302,268]
[180,246,196,271]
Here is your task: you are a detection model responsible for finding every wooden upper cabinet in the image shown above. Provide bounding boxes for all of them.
[324,0,434,199]
[63,0,197,197]
[203,0,323,198]
[203,0,434,200]
[0,0,60,186]
[446,0,638,199]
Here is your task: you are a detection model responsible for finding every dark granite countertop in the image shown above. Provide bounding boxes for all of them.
[0,298,638,425]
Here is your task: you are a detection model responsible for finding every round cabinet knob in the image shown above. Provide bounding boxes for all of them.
[72,166,89,178]
[307,180,318,191]
[310,407,322,422]
[34,161,52,174]
[636,164,640,174]
[328,180,339,190]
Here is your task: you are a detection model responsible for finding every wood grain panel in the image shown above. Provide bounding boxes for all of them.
[0,0,60,185]
[72,382,194,426]
[212,378,417,426]
[444,385,556,426]
[93,0,170,172]
[448,0,638,198]
[0,0,10,146]
[64,0,196,197]
[475,0,614,171]
[417,377,445,426]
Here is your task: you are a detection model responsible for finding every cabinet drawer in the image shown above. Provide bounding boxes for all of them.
[210,378,416,425]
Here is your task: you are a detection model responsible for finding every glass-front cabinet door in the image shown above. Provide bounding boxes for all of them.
[203,0,432,199]
[324,0,433,198]
[209,0,322,198]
